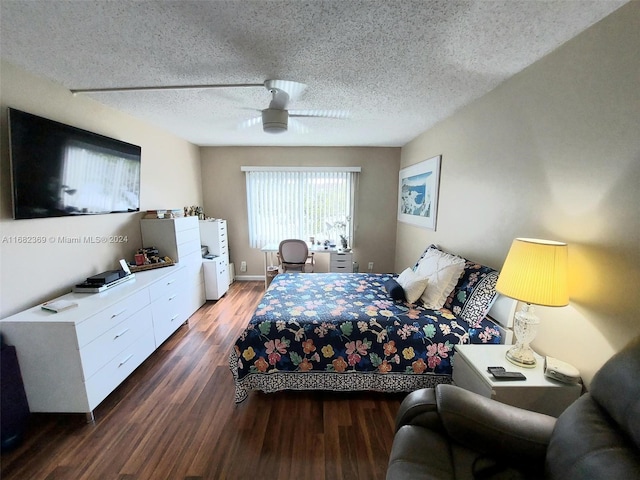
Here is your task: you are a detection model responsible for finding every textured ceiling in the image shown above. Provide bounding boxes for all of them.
[0,0,627,147]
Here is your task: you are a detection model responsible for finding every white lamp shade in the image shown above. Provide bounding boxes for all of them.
[496,238,569,307]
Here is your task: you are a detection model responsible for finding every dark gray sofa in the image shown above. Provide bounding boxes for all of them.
[386,337,640,479]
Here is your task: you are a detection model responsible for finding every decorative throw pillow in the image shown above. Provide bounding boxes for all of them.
[413,244,438,270]
[444,261,499,326]
[415,247,466,309]
[396,268,429,304]
[384,278,406,301]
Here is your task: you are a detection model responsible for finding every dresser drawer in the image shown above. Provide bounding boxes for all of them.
[85,330,156,410]
[175,226,200,247]
[174,216,198,232]
[181,250,203,277]
[331,264,353,273]
[76,289,150,348]
[148,267,187,301]
[151,289,187,346]
[79,306,153,381]
[330,252,353,273]
[330,258,352,267]
[177,238,201,259]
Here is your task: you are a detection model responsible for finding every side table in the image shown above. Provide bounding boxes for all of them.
[453,344,582,417]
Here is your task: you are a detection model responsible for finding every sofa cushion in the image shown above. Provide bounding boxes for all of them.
[387,425,458,480]
[589,336,640,449]
[546,394,640,480]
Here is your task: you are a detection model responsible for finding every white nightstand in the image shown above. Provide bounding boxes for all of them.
[453,344,582,417]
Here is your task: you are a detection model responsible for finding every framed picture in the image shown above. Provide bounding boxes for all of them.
[397,155,441,230]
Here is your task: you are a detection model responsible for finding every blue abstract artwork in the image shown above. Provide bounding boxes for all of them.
[400,171,432,217]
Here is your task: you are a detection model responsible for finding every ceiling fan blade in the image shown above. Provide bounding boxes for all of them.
[70,82,264,94]
[288,118,310,134]
[238,115,262,130]
[289,109,350,119]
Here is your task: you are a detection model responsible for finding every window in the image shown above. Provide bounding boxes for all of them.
[242,166,360,249]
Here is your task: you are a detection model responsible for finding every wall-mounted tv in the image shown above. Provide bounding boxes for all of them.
[8,108,142,220]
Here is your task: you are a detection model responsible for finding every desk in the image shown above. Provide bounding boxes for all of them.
[261,243,353,288]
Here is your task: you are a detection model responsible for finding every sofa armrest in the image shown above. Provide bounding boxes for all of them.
[436,384,557,464]
[394,388,443,433]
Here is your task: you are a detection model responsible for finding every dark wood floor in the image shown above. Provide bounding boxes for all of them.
[1,281,404,480]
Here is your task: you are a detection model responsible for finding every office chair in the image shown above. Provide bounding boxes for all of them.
[277,239,314,273]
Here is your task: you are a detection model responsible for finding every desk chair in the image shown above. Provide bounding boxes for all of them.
[277,239,314,273]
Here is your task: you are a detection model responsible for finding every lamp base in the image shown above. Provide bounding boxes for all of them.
[505,304,540,368]
[505,344,537,368]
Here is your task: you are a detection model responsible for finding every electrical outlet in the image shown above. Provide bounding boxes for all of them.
[240,261,247,272]
[368,262,374,272]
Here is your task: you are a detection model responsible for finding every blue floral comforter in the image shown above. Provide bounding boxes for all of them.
[230,272,500,402]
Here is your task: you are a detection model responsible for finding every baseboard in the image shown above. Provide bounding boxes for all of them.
[234,275,265,282]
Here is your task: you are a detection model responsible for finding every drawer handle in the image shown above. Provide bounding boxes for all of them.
[111,309,127,318]
[171,314,180,321]
[119,354,134,367]
[168,294,177,301]
[167,279,176,285]
[114,328,130,339]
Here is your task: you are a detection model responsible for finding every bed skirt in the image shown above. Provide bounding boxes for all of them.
[229,348,452,403]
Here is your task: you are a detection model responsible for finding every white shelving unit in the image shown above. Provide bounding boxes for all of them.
[140,216,205,315]
[330,251,353,272]
[200,219,230,300]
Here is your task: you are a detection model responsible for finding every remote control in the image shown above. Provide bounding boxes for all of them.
[487,366,506,374]
[491,370,526,381]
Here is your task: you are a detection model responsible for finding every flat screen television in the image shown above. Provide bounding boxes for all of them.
[8,108,142,220]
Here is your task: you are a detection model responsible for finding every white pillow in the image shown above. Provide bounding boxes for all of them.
[415,248,465,309]
[396,268,429,304]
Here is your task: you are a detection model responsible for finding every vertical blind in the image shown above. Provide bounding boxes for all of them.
[243,167,360,249]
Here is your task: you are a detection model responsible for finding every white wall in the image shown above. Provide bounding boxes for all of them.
[395,2,640,385]
[0,61,203,317]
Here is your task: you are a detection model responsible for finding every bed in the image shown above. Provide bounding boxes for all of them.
[230,245,508,403]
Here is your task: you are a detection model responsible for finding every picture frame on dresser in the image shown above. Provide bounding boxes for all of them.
[397,155,441,230]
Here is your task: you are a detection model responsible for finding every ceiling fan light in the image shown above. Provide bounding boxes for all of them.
[262,108,288,134]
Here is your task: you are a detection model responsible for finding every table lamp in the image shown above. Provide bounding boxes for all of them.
[495,238,569,368]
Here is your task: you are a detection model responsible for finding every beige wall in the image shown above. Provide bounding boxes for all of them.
[199,147,400,277]
[0,61,203,317]
[396,3,640,385]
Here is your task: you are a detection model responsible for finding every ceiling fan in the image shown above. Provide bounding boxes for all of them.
[239,79,349,134]
[71,79,349,134]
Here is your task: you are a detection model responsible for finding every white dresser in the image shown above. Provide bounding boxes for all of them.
[140,216,205,316]
[330,251,353,273]
[200,219,230,300]
[0,267,190,420]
